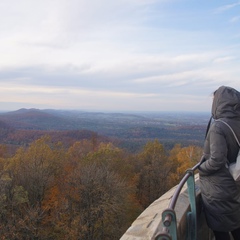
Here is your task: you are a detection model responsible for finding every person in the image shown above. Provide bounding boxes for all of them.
[199,86,240,240]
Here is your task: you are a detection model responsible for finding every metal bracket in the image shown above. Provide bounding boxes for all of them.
[159,209,177,240]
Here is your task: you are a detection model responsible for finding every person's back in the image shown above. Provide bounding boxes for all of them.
[199,86,240,240]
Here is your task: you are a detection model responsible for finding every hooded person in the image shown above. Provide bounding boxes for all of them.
[199,86,240,240]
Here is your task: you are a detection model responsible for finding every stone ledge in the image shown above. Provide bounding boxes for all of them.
[120,174,213,240]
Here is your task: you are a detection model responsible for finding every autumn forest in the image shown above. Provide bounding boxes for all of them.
[0,109,207,239]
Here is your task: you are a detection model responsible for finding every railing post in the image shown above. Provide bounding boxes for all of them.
[186,169,197,240]
[121,159,206,240]
[155,162,201,240]
[155,209,177,240]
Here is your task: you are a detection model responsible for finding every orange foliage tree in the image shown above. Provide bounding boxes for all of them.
[0,135,203,239]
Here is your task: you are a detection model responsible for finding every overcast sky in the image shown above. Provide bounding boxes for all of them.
[1,0,240,112]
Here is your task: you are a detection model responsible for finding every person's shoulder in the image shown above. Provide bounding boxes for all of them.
[210,120,226,134]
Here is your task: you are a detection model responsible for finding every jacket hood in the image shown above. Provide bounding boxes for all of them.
[212,86,240,119]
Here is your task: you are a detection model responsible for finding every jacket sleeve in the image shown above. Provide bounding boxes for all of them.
[199,123,228,176]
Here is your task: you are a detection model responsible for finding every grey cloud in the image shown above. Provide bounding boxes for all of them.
[0,45,236,98]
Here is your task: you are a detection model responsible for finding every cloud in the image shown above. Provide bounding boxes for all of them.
[0,47,239,97]
[0,0,164,71]
[213,56,236,63]
[0,80,160,111]
[215,2,240,14]
[1,1,240,112]
[230,16,240,23]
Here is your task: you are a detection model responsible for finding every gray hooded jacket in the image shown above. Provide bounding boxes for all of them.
[199,86,240,232]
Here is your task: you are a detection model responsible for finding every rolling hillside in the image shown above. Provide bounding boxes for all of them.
[0,108,209,152]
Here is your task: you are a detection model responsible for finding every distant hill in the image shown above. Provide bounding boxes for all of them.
[0,119,14,140]
[0,109,210,152]
[0,109,109,150]
[0,108,78,130]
